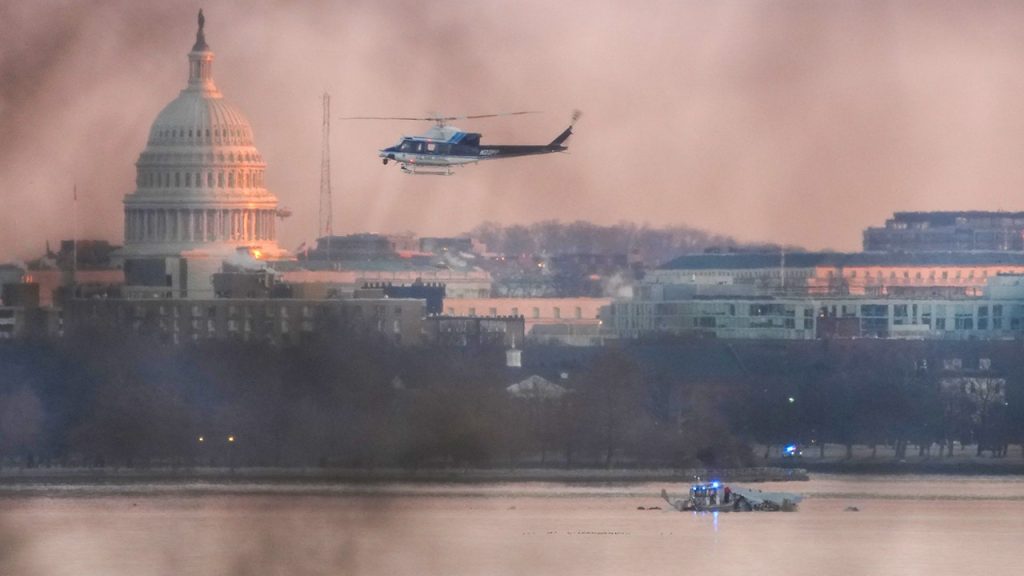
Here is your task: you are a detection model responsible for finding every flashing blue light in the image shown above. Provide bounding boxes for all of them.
[784,444,798,454]
[711,481,720,488]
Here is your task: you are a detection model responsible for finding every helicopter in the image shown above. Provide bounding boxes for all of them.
[344,110,580,175]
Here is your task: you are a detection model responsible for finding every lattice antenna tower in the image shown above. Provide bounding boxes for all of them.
[319,93,334,247]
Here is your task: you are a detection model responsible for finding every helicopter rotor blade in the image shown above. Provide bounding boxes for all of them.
[340,111,541,123]
[458,111,541,120]
[340,116,441,122]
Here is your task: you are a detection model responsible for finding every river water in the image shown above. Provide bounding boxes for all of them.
[2,474,1023,575]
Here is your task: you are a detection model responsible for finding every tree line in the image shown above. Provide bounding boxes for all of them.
[2,332,1023,470]
[469,220,776,264]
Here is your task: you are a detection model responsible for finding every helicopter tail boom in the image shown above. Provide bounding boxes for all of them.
[477,117,577,159]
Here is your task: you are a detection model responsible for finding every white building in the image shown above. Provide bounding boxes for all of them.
[609,273,1024,341]
[121,11,285,298]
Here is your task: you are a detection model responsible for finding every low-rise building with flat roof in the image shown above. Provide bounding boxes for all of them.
[67,296,427,346]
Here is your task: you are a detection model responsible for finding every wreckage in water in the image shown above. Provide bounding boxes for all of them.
[661,481,802,512]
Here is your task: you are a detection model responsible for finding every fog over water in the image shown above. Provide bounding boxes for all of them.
[2,475,1024,575]
[6,1,1024,259]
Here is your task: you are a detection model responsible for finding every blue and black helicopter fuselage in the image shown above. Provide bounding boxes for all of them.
[379,122,574,175]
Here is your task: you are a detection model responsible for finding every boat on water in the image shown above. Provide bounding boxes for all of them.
[661,481,802,512]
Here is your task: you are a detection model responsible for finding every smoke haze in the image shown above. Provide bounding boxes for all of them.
[5,0,1024,260]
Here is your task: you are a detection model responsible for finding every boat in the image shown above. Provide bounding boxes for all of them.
[661,481,802,512]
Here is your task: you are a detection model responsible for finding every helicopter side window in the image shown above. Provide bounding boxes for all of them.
[426,142,437,153]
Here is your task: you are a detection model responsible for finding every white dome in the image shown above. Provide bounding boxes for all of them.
[147,93,256,148]
[122,14,284,260]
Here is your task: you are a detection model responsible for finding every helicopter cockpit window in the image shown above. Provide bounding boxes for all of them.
[399,140,415,152]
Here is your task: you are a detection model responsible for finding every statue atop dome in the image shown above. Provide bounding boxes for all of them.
[192,9,209,51]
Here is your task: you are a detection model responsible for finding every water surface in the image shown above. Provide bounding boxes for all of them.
[2,474,1022,575]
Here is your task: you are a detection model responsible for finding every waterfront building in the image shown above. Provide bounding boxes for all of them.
[609,272,1024,341]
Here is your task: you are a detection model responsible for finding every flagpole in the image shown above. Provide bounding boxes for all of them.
[72,183,78,287]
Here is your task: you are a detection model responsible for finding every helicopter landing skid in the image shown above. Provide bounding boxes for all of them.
[400,164,453,176]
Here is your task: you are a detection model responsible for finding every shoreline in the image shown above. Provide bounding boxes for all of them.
[796,459,1024,476]
[0,466,806,486]
[4,458,1024,487]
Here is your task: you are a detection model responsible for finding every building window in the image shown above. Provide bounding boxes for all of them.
[489,307,497,317]
[532,307,540,319]
[468,307,476,316]
[553,307,561,319]
[511,307,519,317]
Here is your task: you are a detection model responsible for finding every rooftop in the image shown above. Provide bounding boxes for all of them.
[659,251,1024,270]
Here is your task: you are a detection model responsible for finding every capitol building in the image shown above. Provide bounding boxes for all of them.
[121,11,286,298]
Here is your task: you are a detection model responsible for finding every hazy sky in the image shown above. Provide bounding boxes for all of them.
[4,0,1024,261]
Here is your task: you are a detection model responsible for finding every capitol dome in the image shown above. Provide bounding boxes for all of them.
[123,11,284,260]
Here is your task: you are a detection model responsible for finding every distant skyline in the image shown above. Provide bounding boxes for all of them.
[5,0,1024,261]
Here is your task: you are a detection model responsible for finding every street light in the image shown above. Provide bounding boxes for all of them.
[227,434,237,471]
